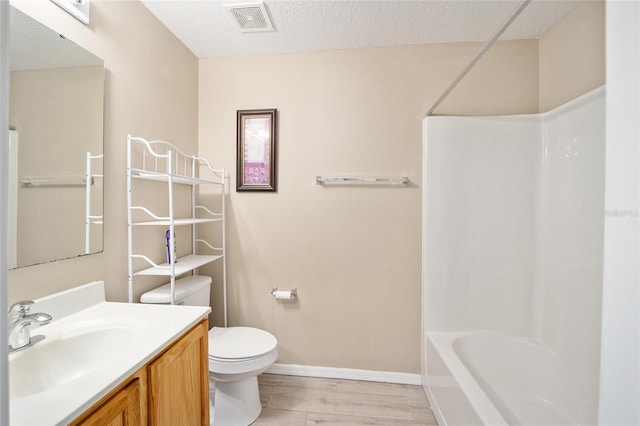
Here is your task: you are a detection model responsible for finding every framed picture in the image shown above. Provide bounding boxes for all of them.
[236,108,278,192]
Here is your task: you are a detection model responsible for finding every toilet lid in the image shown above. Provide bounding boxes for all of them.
[140,275,211,304]
[209,327,277,360]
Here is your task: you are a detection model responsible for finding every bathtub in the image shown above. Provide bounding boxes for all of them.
[424,331,581,426]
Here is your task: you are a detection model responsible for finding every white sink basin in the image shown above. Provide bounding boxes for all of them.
[10,319,141,398]
[9,281,211,426]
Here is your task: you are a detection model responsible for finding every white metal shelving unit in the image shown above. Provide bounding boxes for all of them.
[126,135,227,324]
[85,152,103,254]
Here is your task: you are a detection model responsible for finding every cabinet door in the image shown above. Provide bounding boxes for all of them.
[148,320,210,426]
[74,378,141,426]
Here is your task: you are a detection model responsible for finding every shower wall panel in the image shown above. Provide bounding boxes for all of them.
[536,88,605,420]
[423,87,605,425]
[423,115,540,335]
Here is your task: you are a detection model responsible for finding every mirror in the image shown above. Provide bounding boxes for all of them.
[8,6,105,268]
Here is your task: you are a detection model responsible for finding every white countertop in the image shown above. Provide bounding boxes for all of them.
[9,281,210,426]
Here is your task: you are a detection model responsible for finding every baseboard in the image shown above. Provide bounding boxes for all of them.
[266,363,422,385]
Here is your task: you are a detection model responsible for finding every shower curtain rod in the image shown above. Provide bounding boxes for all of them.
[425,0,532,117]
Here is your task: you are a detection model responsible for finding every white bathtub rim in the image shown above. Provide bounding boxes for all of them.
[427,331,510,426]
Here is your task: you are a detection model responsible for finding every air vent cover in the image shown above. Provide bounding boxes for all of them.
[224,2,274,33]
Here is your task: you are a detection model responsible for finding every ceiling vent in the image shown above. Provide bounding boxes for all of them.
[224,2,275,33]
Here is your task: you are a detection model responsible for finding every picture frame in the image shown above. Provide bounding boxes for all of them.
[236,108,278,192]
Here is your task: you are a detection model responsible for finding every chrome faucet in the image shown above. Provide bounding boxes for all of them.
[8,300,52,353]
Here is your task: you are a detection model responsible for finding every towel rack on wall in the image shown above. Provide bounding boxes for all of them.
[19,176,92,187]
[315,176,409,185]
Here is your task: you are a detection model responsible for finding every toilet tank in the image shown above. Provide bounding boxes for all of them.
[140,275,211,306]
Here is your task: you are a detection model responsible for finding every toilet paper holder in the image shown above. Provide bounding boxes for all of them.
[270,287,297,299]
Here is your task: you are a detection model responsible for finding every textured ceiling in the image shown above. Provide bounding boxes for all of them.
[141,0,580,58]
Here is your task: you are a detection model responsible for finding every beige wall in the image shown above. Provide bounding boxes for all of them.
[8,0,198,303]
[198,41,539,373]
[539,0,605,112]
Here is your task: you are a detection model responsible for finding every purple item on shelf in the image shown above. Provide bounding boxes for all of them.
[166,229,177,264]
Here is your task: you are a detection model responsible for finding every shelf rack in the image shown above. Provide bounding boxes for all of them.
[86,152,103,254]
[126,135,227,325]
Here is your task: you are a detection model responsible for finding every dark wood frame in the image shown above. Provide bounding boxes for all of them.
[236,108,278,192]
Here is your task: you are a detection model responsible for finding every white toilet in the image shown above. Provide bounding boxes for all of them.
[141,275,278,426]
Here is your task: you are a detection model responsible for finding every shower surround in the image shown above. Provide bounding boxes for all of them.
[422,87,605,425]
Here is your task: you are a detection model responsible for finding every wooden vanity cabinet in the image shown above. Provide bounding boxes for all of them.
[148,318,210,425]
[72,320,209,426]
[73,375,144,426]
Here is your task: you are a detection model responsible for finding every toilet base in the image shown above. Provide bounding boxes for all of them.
[209,375,262,426]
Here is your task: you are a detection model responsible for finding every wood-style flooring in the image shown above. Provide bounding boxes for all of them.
[253,374,438,426]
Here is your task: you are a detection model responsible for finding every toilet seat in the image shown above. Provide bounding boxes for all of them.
[207,327,279,380]
[208,326,277,361]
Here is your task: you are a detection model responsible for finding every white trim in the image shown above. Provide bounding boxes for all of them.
[266,363,422,386]
[599,1,640,424]
[0,0,10,423]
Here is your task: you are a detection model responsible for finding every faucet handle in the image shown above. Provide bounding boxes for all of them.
[8,300,34,319]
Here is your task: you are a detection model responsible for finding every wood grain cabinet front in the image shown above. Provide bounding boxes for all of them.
[72,319,209,426]
[148,319,210,425]
[71,374,144,426]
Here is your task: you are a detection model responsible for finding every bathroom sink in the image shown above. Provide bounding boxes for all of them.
[10,319,140,398]
[9,281,210,426]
